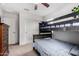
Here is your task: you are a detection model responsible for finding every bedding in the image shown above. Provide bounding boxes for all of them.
[70,46,79,56]
[33,39,75,56]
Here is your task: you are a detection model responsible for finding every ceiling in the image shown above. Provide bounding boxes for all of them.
[34,3,79,17]
[0,3,79,17]
[0,3,34,12]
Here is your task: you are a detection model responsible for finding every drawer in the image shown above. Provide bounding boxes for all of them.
[3,50,8,56]
[3,41,8,48]
[0,48,6,56]
[2,28,8,33]
[3,35,8,40]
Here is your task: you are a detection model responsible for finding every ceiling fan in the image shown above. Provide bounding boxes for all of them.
[34,3,49,10]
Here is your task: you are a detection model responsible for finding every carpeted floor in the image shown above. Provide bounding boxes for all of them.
[9,43,38,56]
[22,50,38,56]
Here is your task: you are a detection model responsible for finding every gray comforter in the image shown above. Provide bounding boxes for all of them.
[33,38,75,56]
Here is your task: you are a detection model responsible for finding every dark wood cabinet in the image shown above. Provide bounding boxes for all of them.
[0,18,1,23]
[0,23,9,56]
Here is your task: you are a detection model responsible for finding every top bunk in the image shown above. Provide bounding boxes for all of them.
[39,5,79,32]
[49,18,79,25]
[48,12,79,25]
[48,12,79,22]
[39,11,79,33]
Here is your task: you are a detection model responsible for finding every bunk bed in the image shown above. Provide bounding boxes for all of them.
[33,12,79,56]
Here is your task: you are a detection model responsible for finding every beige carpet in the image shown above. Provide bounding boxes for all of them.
[22,50,38,56]
[9,43,38,56]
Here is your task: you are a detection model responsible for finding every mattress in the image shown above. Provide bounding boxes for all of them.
[33,39,75,56]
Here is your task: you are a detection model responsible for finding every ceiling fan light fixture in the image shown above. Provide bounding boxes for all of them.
[34,3,49,10]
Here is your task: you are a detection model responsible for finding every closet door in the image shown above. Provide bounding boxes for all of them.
[2,12,19,44]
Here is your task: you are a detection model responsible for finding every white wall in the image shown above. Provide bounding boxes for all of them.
[0,5,3,17]
[0,9,2,16]
[19,11,43,45]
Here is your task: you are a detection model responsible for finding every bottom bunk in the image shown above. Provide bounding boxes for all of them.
[33,38,79,56]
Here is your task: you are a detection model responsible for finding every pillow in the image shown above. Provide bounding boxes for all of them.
[70,46,79,56]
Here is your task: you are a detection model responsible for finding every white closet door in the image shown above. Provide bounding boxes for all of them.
[2,12,18,44]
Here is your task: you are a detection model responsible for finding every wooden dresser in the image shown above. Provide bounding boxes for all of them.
[0,23,9,56]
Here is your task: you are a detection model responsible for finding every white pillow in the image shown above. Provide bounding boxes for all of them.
[70,46,79,56]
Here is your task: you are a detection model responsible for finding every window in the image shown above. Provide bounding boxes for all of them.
[51,26,55,28]
[73,22,79,26]
[56,25,60,28]
[60,24,64,27]
[65,24,71,27]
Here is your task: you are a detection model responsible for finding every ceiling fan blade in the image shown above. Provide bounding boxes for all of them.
[35,5,37,10]
[41,3,49,7]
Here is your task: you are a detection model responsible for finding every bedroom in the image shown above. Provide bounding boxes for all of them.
[0,3,79,56]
